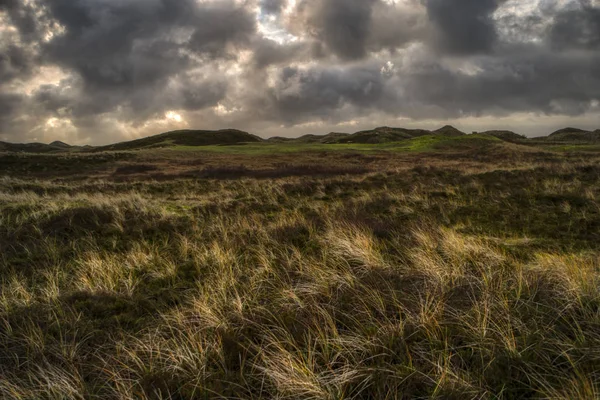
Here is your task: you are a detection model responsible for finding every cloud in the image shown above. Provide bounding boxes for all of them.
[397,47,600,118]
[0,41,36,82]
[261,0,287,15]
[0,91,23,121]
[41,0,255,88]
[251,38,312,69]
[0,0,255,142]
[0,0,599,144]
[426,0,500,54]
[0,6,39,84]
[292,0,376,60]
[0,0,40,38]
[265,63,388,122]
[187,2,256,58]
[548,1,600,50]
[368,1,429,53]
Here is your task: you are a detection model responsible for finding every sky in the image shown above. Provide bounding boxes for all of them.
[0,0,599,145]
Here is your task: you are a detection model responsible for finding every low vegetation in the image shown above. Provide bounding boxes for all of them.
[2,124,598,154]
[1,139,600,398]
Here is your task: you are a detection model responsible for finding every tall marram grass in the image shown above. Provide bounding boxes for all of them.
[1,156,600,399]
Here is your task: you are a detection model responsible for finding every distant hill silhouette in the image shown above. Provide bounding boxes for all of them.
[1,125,599,153]
[275,126,464,145]
[434,125,465,137]
[333,127,431,144]
[49,141,72,149]
[0,141,71,153]
[544,127,600,142]
[480,130,526,142]
[94,129,263,151]
[268,132,352,144]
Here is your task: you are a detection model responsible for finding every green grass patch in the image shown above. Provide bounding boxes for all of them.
[164,134,501,155]
[545,144,600,152]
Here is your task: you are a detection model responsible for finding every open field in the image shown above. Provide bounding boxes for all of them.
[1,141,600,399]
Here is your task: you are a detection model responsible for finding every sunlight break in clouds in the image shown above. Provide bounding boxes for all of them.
[166,111,183,123]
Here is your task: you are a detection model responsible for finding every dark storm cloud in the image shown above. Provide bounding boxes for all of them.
[0,92,24,131]
[267,64,387,122]
[261,0,286,15]
[43,0,255,88]
[187,3,256,58]
[426,0,500,54]
[287,0,428,61]
[296,0,376,60]
[0,42,36,82]
[32,77,127,120]
[0,92,23,116]
[548,2,600,50]
[252,38,312,69]
[398,46,600,118]
[33,81,74,113]
[0,0,39,37]
[178,77,229,111]
[255,36,600,125]
[0,0,41,83]
[368,1,429,53]
[319,0,375,60]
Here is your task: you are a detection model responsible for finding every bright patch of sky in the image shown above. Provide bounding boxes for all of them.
[256,5,298,44]
[380,61,396,77]
[494,0,591,43]
[165,111,183,123]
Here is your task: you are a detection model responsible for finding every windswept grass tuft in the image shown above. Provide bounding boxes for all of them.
[1,148,600,398]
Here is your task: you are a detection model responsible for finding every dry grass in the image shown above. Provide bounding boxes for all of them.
[1,148,600,398]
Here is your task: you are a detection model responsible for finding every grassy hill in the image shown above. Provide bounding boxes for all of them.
[0,141,70,153]
[544,127,600,142]
[400,133,501,152]
[49,140,72,149]
[270,132,353,144]
[332,127,429,144]
[94,129,263,151]
[480,130,527,142]
[433,125,465,136]
[289,126,464,145]
[2,125,600,153]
